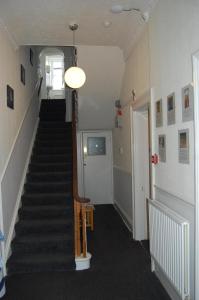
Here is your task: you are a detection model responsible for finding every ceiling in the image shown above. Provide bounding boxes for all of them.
[0,0,158,52]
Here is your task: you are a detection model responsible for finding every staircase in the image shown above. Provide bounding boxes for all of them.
[7,99,75,274]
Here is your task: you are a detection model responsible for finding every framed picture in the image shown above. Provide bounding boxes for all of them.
[7,85,14,109]
[178,129,189,164]
[156,99,163,127]
[167,93,175,125]
[182,84,194,122]
[158,134,166,162]
[20,64,25,85]
[30,48,33,66]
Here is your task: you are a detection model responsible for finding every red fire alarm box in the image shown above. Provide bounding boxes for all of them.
[151,154,159,165]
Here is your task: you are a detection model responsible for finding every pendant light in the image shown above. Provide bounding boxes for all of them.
[64,23,86,89]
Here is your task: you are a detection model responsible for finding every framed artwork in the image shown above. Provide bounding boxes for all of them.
[20,64,25,85]
[167,93,175,125]
[158,134,166,162]
[7,85,14,109]
[182,84,194,122]
[30,48,33,66]
[178,129,189,164]
[156,99,163,127]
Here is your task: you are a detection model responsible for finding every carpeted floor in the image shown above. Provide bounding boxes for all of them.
[2,205,171,300]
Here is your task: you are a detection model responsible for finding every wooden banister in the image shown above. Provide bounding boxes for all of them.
[72,90,90,259]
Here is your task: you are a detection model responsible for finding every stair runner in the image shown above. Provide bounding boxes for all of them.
[7,99,75,274]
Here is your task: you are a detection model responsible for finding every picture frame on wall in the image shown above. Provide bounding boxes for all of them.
[156,99,163,127]
[30,48,33,66]
[158,134,166,162]
[20,64,25,85]
[182,84,194,122]
[167,92,175,125]
[7,85,14,109]
[178,129,189,164]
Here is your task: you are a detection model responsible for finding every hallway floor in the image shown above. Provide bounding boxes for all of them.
[2,205,171,300]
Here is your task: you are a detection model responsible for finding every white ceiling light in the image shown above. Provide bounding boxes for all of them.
[111,4,149,22]
[64,23,86,89]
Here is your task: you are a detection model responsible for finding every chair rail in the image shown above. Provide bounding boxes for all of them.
[72,90,90,258]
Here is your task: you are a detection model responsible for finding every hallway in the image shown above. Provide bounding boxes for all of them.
[2,205,170,300]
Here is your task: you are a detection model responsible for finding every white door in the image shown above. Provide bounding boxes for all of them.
[132,109,150,241]
[82,131,113,205]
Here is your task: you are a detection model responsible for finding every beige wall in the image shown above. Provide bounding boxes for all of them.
[77,45,124,130]
[113,28,150,174]
[0,24,37,178]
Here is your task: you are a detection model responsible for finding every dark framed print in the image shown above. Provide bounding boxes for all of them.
[7,85,14,109]
[156,99,163,127]
[20,64,25,85]
[182,84,194,122]
[178,129,189,164]
[30,48,33,66]
[167,92,175,125]
[158,134,166,162]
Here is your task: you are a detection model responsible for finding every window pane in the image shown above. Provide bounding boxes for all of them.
[87,137,106,156]
[52,69,63,90]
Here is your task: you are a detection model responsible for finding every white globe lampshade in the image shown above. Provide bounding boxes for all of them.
[64,66,86,89]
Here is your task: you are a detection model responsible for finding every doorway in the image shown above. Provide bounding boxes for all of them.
[81,131,113,205]
[131,104,151,241]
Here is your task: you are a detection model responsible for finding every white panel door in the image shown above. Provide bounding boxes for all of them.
[82,131,113,205]
[133,110,150,240]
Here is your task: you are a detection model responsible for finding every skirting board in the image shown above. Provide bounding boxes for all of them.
[4,118,39,264]
[114,201,132,232]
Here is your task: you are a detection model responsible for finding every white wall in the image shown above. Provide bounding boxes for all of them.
[149,0,196,205]
[149,1,199,298]
[113,1,199,298]
[0,24,38,260]
[77,45,124,130]
[113,28,150,227]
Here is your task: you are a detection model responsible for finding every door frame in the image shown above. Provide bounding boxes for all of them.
[192,50,199,300]
[130,98,152,240]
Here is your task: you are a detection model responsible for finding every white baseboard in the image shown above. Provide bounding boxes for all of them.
[4,118,39,263]
[114,200,132,232]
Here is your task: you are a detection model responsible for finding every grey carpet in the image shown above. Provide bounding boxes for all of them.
[2,205,171,300]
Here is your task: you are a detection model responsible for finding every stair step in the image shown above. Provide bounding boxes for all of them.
[39,112,66,121]
[27,172,71,182]
[7,252,74,274]
[36,132,72,140]
[15,219,72,235]
[19,205,72,219]
[38,121,71,129]
[31,154,71,164]
[11,233,73,254]
[34,140,71,147]
[33,146,71,155]
[41,99,66,105]
[21,193,72,206]
[37,127,71,135]
[24,182,72,193]
[29,162,72,172]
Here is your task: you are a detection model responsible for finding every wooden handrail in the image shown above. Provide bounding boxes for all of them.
[72,90,90,258]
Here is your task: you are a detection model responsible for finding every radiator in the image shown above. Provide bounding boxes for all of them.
[148,199,190,300]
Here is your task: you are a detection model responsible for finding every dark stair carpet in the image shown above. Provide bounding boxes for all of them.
[7,99,75,275]
[3,205,171,300]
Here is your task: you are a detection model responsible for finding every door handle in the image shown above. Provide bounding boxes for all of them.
[83,163,87,166]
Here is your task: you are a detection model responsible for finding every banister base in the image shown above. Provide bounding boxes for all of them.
[75,252,92,271]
